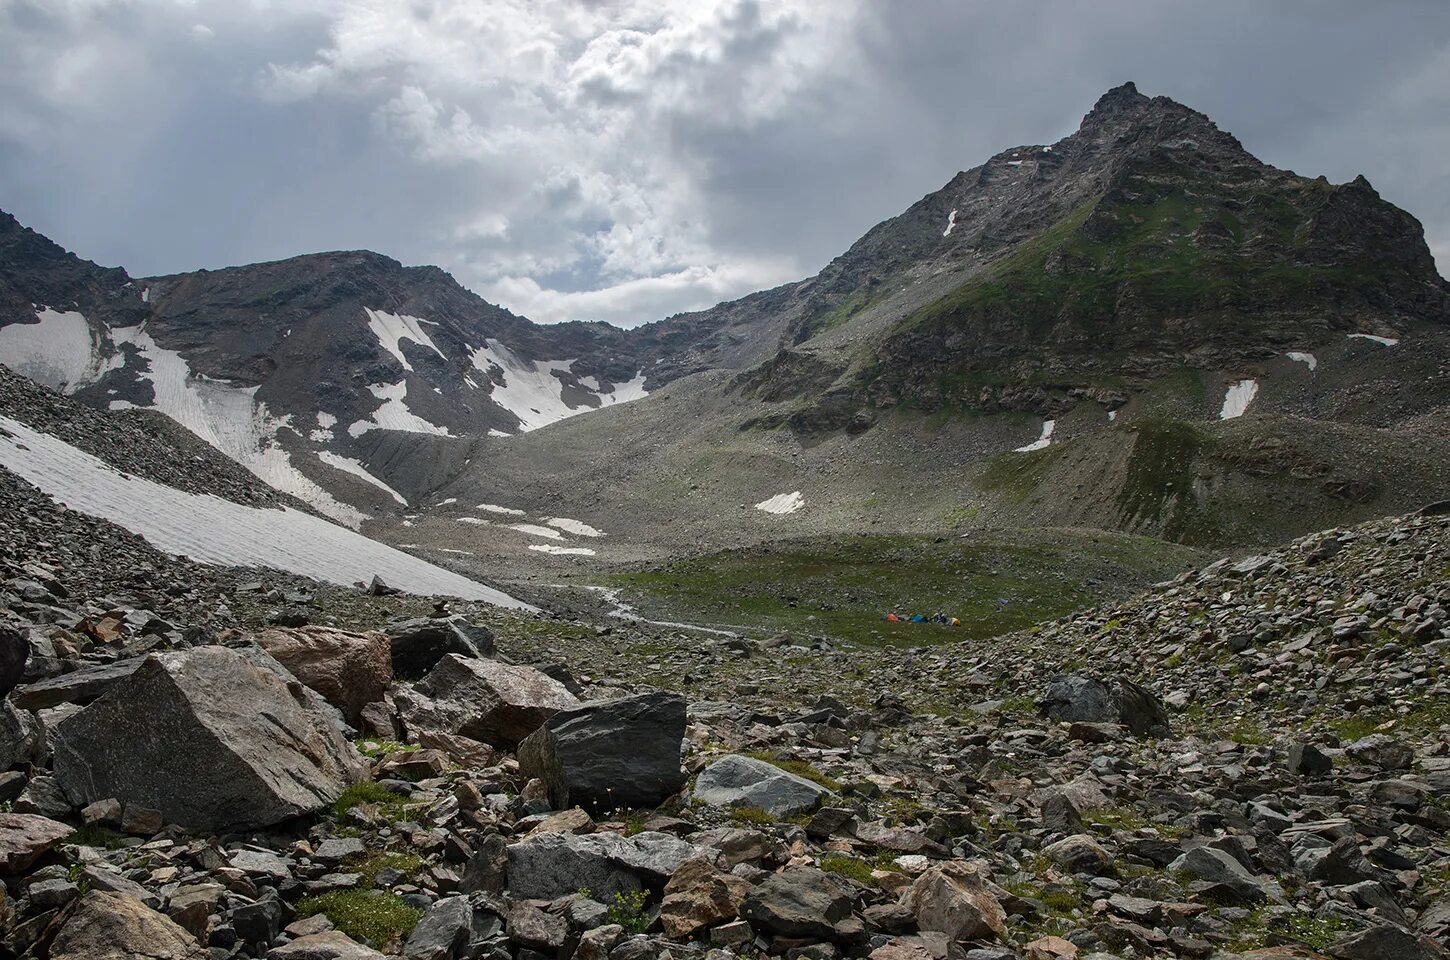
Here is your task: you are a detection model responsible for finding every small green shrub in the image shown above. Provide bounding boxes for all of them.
[67,825,129,850]
[334,782,412,822]
[347,850,424,887]
[605,889,652,933]
[820,854,875,884]
[295,890,423,947]
[727,805,777,826]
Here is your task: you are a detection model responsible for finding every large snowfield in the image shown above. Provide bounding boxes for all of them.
[0,415,531,608]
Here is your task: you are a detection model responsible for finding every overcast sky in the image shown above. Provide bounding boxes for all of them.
[2,1,1447,328]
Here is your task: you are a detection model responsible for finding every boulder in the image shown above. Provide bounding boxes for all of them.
[0,812,72,871]
[901,861,1006,942]
[49,891,206,960]
[0,623,29,697]
[267,930,387,959]
[254,626,391,725]
[660,857,752,939]
[400,654,578,749]
[403,895,473,960]
[1327,925,1449,960]
[0,700,42,770]
[1042,834,1113,874]
[1171,846,1273,904]
[693,754,832,817]
[1039,674,1169,737]
[517,691,686,811]
[52,647,365,831]
[739,866,853,940]
[506,830,706,901]
[386,618,495,680]
[11,658,143,710]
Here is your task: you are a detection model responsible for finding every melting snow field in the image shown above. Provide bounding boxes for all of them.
[1014,420,1056,453]
[1286,352,1318,371]
[529,544,597,556]
[315,451,408,506]
[545,517,604,538]
[348,381,453,438]
[1219,379,1259,420]
[0,416,530,608]
[1348,334,1400,347]
[472,338,647,432]
[755,491,805,515]
[364,309,446,372]
[478,503,525,516]
[508,523,567,541]
[942,209,958,238]
[0,309,120,391]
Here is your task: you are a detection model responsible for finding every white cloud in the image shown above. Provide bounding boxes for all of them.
[257,0,864,324]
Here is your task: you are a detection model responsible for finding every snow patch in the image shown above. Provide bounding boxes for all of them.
[942,209,958,238]
[456,517,490,525]
[755,491,805,515]
[1014,420,1055,452]
[316,451,408,506]
[471,338,648,432]
[1348,333,1399,347]
[111,325,366,527]
[477,503,525,516]
[0,308,121,392]
[1286,352,1318,371]
[1219,379,1259,420]
[545,517,605,538]
[0,416,530,608]
[309,411,337,442]
[435,498,458,506]
[1107,409,1119,422]
[348,381,453,438]
[508,523,567,541]
[364,308,447,372]
[140,287,150,304]
[529,544,597,557]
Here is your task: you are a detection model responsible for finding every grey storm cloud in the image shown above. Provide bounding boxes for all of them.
[1,0,1447,328]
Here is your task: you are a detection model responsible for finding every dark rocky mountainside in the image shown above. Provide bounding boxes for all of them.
[730,82,1449,429]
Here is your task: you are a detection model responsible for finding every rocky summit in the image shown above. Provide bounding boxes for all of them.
[0,81,1447,960]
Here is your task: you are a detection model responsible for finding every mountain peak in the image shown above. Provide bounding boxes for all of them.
[1085,80,1148,118]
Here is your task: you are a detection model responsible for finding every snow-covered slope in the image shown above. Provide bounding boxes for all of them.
[0,414,530,608]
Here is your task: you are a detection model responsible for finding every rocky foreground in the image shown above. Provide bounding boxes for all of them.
[0,462,1448,960]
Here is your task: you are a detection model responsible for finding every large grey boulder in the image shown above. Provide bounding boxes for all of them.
[1170,846,1275,904]
[517,691,686,812]
[0,623,29,698]
[507,830,707,901]
[386,618,495,680]
[1039,673,1170,737]
[50,891,206,960]
[404,894,473,960]
[399,654,578,749]
[739,866,854,940]
[52,647,365,831]
[693,754,832,817]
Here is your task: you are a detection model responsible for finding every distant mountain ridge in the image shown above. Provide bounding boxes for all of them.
[2,82,1447,546]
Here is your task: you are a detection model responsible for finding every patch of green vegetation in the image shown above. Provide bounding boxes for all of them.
[296,890,423,947]
[334,782,413,823]
[1323,698,1450,741]
[974,444,1062,504]
[727,806,777,826]
[746,753,841,791]
[1082,806,1148,832]
[346,850,424,887]
[1225,906,1359,952]
[820,854,876,885]
[355,740,407,761]
[1114,417,1223,544]
[942,504,983,527]
[67,825,129,850]
[604,529,1200,648]
[602,889,652,933]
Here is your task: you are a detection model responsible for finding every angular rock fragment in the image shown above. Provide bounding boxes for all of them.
[52,647,365,831]
[517,690,686,811]
[254,626,391,725]
[399,654,578,749]
[693,754,832,817]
